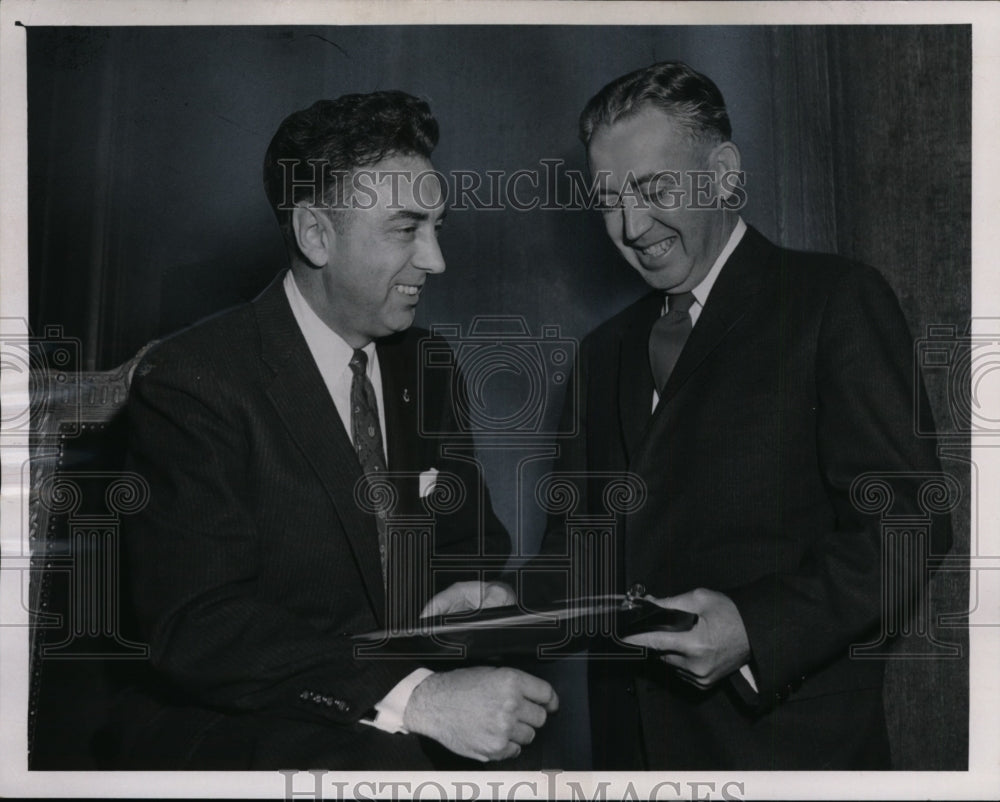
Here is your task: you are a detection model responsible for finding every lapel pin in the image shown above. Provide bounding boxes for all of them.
[403,388,410,403]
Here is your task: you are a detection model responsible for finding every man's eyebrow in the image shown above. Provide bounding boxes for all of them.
[386,207,448,223]
[633,170,679,188]
[386,209,428,222]
[594,171,676,198]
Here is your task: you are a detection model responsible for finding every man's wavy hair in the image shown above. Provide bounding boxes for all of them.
[263,90,439,241]
[579,61,731,149]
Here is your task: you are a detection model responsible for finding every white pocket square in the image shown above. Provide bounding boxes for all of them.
[418,468,439,499]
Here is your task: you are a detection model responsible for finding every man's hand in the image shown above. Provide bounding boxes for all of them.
[402,667,558,762]
[419,580,516,618]
[623,588,751,689]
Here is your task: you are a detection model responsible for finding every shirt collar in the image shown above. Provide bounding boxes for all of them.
[690,217,746,309]
[283,270,376,374]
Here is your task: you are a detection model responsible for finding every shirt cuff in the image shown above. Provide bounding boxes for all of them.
[738,663,759,693]
[360,668,434,734]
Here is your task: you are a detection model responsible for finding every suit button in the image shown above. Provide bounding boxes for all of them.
[334,699,350,713]
[625,683,635,696]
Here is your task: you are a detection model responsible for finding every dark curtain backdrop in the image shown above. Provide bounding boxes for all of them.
[27,25,970,770]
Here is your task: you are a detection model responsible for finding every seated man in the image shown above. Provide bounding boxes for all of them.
[115,91,557,769]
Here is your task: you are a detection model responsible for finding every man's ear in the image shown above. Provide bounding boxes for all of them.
[711,140,741,175]
[709,141,742,202]
[291,205,333,268]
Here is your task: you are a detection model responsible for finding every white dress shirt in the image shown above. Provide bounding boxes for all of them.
[284,271,430,733]
[284,271,387,461]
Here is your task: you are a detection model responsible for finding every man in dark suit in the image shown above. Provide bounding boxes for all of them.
[534,62,950,769]
[119,91,557,769]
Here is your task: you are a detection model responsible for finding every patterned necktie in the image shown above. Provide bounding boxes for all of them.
[648,291,696,395]
[349,348,388,584]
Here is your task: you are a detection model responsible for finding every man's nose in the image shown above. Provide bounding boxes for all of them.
[414,230,446,274]
[621,198,651,243]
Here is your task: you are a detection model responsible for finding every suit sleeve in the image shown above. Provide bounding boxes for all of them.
[125,343,421,725]
[726,263,952,712]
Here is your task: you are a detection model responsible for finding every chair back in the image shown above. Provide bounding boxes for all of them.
[28,342,156,768]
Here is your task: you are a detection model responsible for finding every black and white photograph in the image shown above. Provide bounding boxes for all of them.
[0,1,996,799]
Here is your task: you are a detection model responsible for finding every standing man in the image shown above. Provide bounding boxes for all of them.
[537,62,950,769]
[119,91,556,769]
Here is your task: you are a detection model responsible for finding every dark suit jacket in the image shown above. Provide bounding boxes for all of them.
[536,226,951,769]
[115,275,510,769]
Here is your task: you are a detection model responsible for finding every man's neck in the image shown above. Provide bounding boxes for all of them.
[288,264,372,349]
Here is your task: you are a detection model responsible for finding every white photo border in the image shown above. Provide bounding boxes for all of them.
[1,1,998,799]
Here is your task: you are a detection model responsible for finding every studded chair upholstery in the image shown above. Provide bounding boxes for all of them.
[27,342,157,769]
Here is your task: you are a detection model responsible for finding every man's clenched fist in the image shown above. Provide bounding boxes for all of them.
[403,666,558,762]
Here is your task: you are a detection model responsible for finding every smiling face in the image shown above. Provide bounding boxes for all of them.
[293,153,446,347]
[587,107,739,294]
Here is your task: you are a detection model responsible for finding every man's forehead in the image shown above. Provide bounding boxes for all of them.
[588,113,708,193]
[355,154,445,212]
[591,122,697,162]
[364,153,435,180]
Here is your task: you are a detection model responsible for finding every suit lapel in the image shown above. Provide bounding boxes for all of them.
[377,334,418,473]
[655,225,774,409]
[377,334,424,517]
[618,292,662,463]
[252,277,387,625]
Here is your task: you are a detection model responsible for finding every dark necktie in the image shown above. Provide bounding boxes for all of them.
[349,348,388,584]
[648,291,696,395]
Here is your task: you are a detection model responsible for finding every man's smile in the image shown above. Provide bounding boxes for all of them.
[636,235,678,261]
[394,282,423,297]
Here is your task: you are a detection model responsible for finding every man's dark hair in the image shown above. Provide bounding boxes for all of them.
[263,90,439,239]
[579,61,731,148]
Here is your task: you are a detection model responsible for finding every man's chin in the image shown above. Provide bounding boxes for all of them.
[634,263,691,293]
[383,311,417,336]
